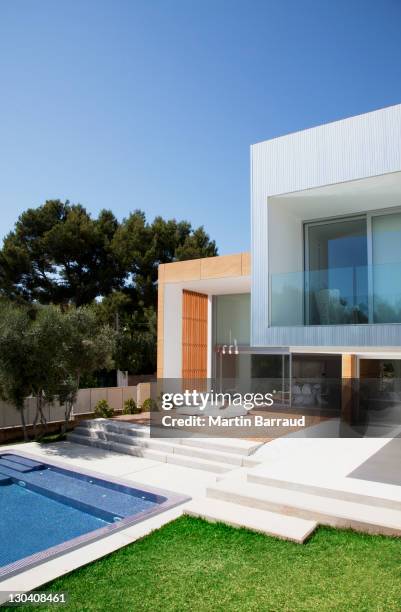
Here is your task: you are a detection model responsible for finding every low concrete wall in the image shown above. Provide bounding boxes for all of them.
[0,397,66,429]
[74,386,138,415]
[0,383,155,432]
[127,373,156,386]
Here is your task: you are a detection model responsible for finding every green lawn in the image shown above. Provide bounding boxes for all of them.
[12,516,401,612]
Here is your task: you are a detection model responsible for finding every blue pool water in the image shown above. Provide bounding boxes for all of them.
[0,484,107,567]
[0,453,165,572]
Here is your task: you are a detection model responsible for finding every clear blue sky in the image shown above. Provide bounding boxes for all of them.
[1,0,401,254]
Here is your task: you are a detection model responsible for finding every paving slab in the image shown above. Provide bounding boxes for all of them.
[123,463,219,498]
[2,441,159,476]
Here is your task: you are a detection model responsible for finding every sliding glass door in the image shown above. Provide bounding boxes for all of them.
[372,211,401,323]
[305,218,368,325]
[304,209,401,325]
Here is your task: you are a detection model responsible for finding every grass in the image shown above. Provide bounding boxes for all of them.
[11,516,401,612]
[37,432,66,444]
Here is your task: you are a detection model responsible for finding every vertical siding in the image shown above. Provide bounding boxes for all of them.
[182,290,208,379]
[251,104,401,347]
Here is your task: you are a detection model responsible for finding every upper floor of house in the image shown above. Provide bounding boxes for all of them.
[251,103,401,347]
[158,103,401,367]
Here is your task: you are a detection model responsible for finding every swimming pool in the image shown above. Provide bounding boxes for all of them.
[0,451,189,579]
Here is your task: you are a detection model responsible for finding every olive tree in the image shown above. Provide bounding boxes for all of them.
[0,304,34,439]
[29,306,67,435]
[58,307,116,433]
[0,303,116,439]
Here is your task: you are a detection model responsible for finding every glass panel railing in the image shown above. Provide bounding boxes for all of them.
[270,270,305,326]
[270,263,401,326]
[373,262,401,323]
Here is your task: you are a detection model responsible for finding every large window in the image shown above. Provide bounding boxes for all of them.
[214,293,250,345]
[301,208,401,325]
[214,351,290,404]
[372,212,401,323]
[305,217,368,325]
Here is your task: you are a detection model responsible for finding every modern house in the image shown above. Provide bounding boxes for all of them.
[157,104,401,418]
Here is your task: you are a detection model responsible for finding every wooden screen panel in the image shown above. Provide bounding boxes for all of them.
[182,290,208,379]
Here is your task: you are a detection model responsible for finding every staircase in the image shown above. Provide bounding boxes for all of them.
[186,467,401,543]
[67,419,262,475]
[68,419,401,544]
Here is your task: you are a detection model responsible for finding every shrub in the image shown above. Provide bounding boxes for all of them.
[93,399,114,418]
[141,397,158,412]
[123,397,140,415]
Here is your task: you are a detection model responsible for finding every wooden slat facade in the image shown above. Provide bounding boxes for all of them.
[182,290,208,379]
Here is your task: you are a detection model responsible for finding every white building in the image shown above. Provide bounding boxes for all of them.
[158,104,401,420]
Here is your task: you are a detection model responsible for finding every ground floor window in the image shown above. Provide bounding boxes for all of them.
[214,351,290,404]
[359,358,401,412]
[213,293,250,346]
[291,354,341,411]
[213,351,342,412]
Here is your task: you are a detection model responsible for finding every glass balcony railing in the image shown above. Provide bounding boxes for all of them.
[270,263,401,326]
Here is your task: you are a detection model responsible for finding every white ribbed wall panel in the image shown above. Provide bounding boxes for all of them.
[251,104,401,347]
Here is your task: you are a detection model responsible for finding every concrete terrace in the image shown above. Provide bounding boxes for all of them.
[1,422,401,599]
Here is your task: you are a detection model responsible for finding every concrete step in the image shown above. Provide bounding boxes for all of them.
[165,453,232,474]
[184,498,317,543]
[247,472,401,513]
[174,436,262,456]
[78,420,261,456]
[72,426,259,468]
[73,427,172,452]
[78,419,261,453]
[67,433,234,474]
[206,480,401,536]
[104,440,169,463]
[77,419,149,437]
[172,442,259,467]
[67,432,171,462]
